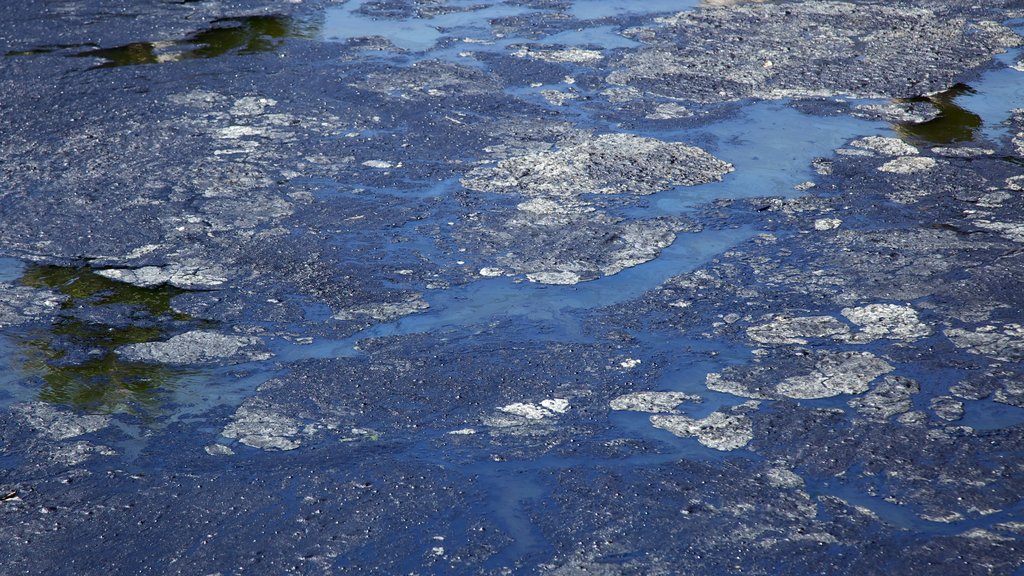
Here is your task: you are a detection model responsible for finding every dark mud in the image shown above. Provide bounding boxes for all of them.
[2,0,1024,574]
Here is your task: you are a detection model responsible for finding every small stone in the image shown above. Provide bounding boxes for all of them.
[117,331,271,365]
[850,136,919,156]
[842,303,931,342]
[609,391,701,413]
[930,396,965,422]
[204,444,235,456]
[878,156,937,174]
[540,398,571,414]
[650,412,753,451]
[814,218,842,231]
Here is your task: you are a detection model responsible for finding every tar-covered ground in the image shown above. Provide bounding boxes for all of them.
[2,0,1024,574]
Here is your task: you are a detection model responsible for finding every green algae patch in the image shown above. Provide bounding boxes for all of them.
[15,266,199,415]
[20,265,186,318]
[73,15,318,68]
[895,84,982,145]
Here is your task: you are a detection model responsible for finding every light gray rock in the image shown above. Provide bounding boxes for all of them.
[931,396,965,422]
[651,412,753,451]
[333,295,429,322]
[11,402,110,440]
[461,133,732,197]
[841,304,931,342]
[609,391,701,413]
[849,136,919,156]
[221,399,305,451]
[848,376,919,421]
[776,352,894,399]
[747,315,850,345]
[945,324,1024,362]
[96,264,228,289]
[878,156,937,174]
[608,3,1021,103]
[117,330,272,365]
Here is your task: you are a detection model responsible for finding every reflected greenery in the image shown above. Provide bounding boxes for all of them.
[894,84,982,145]
[73,15,319,68]
[16,266,196,416]
[20,266,186,317]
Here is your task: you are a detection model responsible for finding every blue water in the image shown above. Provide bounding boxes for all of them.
[958,47,1024,143]
[281,226,755,361]
[320,0,534,52]
[623,102,887,218]
[0,258,25,283]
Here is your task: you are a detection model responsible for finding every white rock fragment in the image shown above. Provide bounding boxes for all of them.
[841,304,931,342]
[48,441,117,466]
[511,47,603,63]
[619,358,642,369]
[849,376,919,421]
[945,324,1024,362]
[333,295,429,322]
[878,156,937,174]
[1006,176,1024,191]
[362,160,397,169]
[462,133,732,197]
[540,398,571,414]
[776,352,894,399]
[478,267,504,277]
[930,396,965,422]
[221,400,304,451]
[541,90,579,106]
[526,271,582,285]
[230,96,276,116]
[498,402,555,420]
[447,428,477,435]
[850,136,919,156]
[485,398,570,434]
[205,444,235,456]
[970,219,1024,243]
[609,391,700,413]
[650,412,753,451]
[0,285,64,328]
[747,315,851,345]
[814,218,842,231]
[930,147,993,157]
[117,331,271,365]
[765,467,804,489]
[217,125,267,139]
[95,265,227,289]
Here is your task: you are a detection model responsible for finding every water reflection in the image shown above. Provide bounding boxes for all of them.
[894,84,982,145]
[16,267,195,416]
[73,15,318,68]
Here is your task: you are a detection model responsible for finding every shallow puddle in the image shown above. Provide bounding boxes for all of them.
[894,84,983,145]
[10,266,196,415]
[320,0,532,52]
[73,15,317,68]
